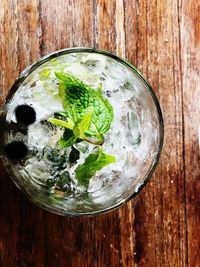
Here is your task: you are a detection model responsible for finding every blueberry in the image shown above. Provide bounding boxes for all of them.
[15,105,36,125]
[69,147,80,164]
[4,141,28,160]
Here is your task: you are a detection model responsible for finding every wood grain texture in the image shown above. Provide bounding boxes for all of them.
[0,0,199,266]
[180,1,200,266]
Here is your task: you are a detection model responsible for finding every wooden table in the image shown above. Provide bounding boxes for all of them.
[0,1,199,266]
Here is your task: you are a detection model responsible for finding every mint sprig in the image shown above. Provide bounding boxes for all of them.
[75,147,116,187]
[55,72,114,138]
[47,72,116,187]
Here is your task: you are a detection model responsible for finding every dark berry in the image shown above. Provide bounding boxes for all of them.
[15,105,36,125]
[4,141,28,160]
[69,147,80,164]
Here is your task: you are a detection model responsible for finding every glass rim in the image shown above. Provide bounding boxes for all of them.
[4,47,164,216]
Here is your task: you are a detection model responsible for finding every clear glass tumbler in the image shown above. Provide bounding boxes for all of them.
[1,48,164,216]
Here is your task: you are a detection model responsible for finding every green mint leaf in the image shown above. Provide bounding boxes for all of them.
[54,111,72,119]
[58,136,77,148]
[46,171,70,190]
[75,148,116,187]
[55,72,114,135]
[58,128,77,148]
[63,128,75,140]
[47,118,74,130]
[56,172,70,189]
[97,82,103,94]
[58,82,65,103]
[73,108,93,139]
[39,69,51,80]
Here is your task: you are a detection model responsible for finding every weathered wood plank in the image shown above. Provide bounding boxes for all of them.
[0,0,19,105]
[0,1,25,266]
[39,0,94,54]
[1,1,46,267]
[180,1,200,266]
[16,0,41,70]
[121,1,187,266]
[151,1,187,266]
